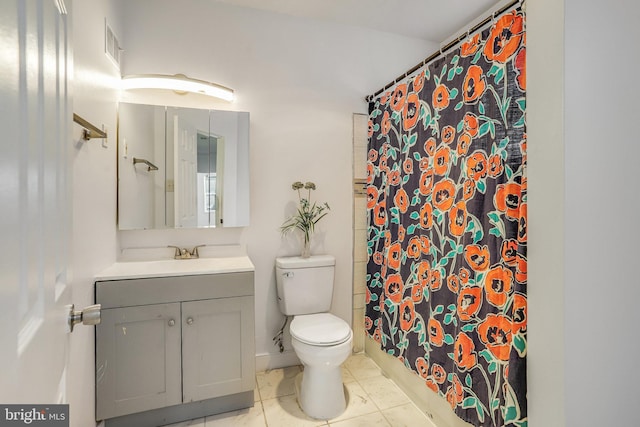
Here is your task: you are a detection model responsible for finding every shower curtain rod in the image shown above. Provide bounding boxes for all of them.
[366,0,523,102]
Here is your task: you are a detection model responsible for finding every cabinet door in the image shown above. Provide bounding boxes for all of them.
[96,303,182,420]
[182,297,255,402]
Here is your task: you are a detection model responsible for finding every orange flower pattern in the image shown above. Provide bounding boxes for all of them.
[483,11,524,64]
[365,9,526,427]
[463,65,487,104]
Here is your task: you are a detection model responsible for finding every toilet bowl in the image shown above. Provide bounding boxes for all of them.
[290,313,353,419]
[275,255,353,420]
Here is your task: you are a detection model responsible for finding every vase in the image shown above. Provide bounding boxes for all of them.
[301,237,311,258]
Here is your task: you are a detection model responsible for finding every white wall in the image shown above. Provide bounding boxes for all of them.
[117,103,159,229]
[529,0,640,426]
[563,1,640,425]
[114,0,433,368]
[70,0,122,426]
[115,0,436,369]
[527,0,566,425]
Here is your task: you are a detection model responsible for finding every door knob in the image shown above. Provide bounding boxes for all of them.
[68,304,101,332]
[186,317,194,325]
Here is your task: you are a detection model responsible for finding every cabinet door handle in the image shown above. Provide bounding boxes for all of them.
[168,319,175,327]
[186,317,194,325]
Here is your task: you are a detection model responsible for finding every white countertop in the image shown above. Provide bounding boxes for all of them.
[95,256,255,281]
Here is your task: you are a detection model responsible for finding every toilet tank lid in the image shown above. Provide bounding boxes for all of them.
[276,255,335,269]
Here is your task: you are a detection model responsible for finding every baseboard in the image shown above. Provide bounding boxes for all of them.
[255,351,300,372]
[102,391,253,427]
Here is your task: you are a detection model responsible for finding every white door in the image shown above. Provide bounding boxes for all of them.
[0,0,73,404]
[173,114,197,227]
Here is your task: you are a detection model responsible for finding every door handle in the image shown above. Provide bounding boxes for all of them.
[68,304,101,332]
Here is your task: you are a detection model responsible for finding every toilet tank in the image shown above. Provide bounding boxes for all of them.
[275,255,336,315]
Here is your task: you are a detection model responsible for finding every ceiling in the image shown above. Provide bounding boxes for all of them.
[213,0,503,42]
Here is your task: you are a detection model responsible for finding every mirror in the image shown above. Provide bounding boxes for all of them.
[117,102,250,230]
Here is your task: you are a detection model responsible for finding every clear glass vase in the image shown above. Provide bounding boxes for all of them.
[301,236,311,258]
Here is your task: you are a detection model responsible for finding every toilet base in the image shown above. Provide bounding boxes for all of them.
[295,372,349,420]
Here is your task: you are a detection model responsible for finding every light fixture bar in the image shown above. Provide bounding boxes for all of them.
[121,74,234,102]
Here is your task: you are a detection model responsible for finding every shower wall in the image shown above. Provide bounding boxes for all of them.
[353,113,369,352]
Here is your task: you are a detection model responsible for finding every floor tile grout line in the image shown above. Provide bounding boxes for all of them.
[254,353,433,427]
[256,400,268,427]
[345,354,435,425]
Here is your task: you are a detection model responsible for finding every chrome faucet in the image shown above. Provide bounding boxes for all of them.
[168,245,205,259]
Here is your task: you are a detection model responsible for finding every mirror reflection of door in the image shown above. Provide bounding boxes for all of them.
[197,133,224,227]
[174,114,198,228]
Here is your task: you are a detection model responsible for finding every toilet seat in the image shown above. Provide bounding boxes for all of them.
[290,313,351,346]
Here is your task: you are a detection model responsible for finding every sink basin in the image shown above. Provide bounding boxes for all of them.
[95,256,254,281]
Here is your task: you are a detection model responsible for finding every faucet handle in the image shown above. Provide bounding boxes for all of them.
[168,245,182,259]
[190,245,206,258]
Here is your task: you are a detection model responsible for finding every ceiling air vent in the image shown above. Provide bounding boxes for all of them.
[105,20,121,69]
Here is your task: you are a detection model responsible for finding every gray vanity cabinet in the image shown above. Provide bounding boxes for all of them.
[95,272,255,426]
[182,296,254,402]
[96,303,182,418]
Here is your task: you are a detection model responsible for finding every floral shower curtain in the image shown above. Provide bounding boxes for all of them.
[365,9,526,427]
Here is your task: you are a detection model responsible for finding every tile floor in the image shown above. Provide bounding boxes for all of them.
[166,353,436,427]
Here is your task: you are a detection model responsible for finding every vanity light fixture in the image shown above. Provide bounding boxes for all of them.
[121,74,234,102]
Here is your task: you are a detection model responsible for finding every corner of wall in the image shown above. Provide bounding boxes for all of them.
[255,351,301,372]
[525,0,566,426]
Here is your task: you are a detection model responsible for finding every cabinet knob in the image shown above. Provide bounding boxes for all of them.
[168,319,175,327]
[186,317,194,325]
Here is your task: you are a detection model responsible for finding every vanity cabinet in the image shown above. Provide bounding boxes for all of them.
[181,297,254,402]
[97,303,182,418]
[95,270,254,426]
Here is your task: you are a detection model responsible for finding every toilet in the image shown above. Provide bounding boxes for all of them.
[275,255,353,420]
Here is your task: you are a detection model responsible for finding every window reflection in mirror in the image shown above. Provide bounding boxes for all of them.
[117,102,249,230]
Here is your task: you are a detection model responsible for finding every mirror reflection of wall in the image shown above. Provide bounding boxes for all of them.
[117,102,249,230]
[118,103,166,230]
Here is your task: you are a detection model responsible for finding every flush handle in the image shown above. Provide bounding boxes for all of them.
[283,272,294,278]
